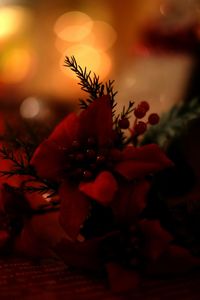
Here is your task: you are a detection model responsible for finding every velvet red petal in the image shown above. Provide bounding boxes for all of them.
[49,112,79,148]
[112,180,150,224]
[59,182,90,240]
[79,171,118,206]
[31,140,67,181]
[115,144,173,180]
[106,262,140,292]
[139,220,172,261]
[78,95,113,146]
[14,213,63,258]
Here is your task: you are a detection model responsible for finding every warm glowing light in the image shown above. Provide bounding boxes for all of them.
[86,21,117,50]
[0,48,32,83]
[125,77,137,88]
[55,37,70,54]
[20,97,41,119]
[61,44,112,80]
[54,11,93,42]
[0,6,31,40]
[55,20,117,54]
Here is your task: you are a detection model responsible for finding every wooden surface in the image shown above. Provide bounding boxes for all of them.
[0,257,200,300]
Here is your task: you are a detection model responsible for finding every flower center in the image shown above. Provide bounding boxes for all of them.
[65,137,111,181]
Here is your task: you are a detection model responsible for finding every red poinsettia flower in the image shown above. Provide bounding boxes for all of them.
[31,95,173,239]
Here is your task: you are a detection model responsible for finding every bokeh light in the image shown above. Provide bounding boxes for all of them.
[85,21,117,51]
[54,11,93,42]
[0,48,33,83]
[20,97,41,119]
[0,6,31,40]
[60,44,112,80]
[55,20,117,53]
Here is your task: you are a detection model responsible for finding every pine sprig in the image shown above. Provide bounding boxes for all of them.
[0,146,27,170]
[0,145,58,195]
[141,98,200,148]
[64,56,102,102]
[64,56,118,110]
[105,80,118,108]
[120,101,135,119]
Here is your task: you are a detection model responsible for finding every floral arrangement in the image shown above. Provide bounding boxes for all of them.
[0,56,200,292]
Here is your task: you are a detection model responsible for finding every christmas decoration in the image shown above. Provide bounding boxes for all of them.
[0,56,200,292]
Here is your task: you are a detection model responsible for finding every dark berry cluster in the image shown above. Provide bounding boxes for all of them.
[65,137,111,181]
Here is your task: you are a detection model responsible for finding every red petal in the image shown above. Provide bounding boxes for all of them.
[112,180,150,223]
[59,182,90,240]
[79,95,113,146]
[14,213,63,258]
[115,144,173,180]
[31,140,66,181]
[79,171,118,205]
[106,262,140,292]
[139,220,172,261]
[49,112,79,148]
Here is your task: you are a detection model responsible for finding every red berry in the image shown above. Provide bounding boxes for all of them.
[134,107,146,119]
[118,118,130,129]
[135,121,147,135]
[148,113,160,125]
[83,170,92,180]
[96,155,106,164]
[138,101,150,112]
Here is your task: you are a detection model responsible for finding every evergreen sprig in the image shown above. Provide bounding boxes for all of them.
[64,56,118,110]
[0,146,28,173]
[0,145,58,195]
[120,101,135,119]
[141,98,200,148]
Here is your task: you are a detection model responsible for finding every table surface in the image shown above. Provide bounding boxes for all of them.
[0,257,200,300]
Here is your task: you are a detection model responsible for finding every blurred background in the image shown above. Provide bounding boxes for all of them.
[0,0,200,132]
